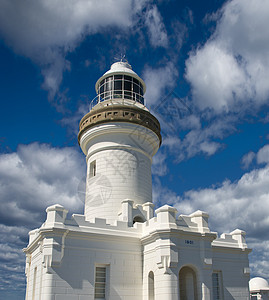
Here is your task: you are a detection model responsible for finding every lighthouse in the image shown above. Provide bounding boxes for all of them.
[24,61,251,300]
[78,61,161,223]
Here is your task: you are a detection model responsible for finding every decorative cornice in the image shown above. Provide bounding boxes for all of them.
[78,105,162,145]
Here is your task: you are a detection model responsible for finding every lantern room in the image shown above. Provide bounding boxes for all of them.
[93,61,146,108]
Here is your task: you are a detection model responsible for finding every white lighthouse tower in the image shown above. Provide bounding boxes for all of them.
[24,61,251,300]
[78,61,161,224]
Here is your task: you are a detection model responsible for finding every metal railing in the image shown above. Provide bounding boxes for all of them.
[89,90,145,111]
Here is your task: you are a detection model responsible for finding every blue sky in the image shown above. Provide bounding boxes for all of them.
[0,0,269,298]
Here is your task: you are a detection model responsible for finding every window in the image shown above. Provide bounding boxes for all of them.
[90,160,96,178]
[99,80,104,94]
[212,271,223,300]
[97,75,144,104]
[114,79,122,97]
[148,271,155,300]
[95,266,107,299]
[104,76,113,100]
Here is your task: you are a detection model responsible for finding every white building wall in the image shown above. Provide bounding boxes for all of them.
[25,247,53,300]
[80,122,160,224]
[212,249,250,300]
[24,206,144,300]
[24,204,251,300]
[26,237,143,300]
[85,148,152,223]
[142,235,214,300]
[141,206,251,300]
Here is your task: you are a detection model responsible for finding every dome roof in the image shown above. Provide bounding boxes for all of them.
[249,277,269,291]
[104,61,137,76]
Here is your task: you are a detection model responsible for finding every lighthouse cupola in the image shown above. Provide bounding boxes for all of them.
[78,61,161,224]
[89,60,147,111]
[94,60,146,108]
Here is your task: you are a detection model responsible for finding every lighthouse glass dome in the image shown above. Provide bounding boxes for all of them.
[91,61,146,109]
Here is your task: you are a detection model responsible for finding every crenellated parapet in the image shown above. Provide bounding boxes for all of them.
[212,228,249,250]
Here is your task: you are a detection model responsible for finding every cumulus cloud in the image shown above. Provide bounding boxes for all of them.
[249,239,269,279]
[171,155,269,278]
[142,52,240,163]
[149,0,269,167]
[185,0,269,113]
[144,78,237,166]
[0,0,145,99]
[178,165,269,234]
[0,143,85,227]
[0,225,28,294]
[152,143,269,278]
[186,44,250,112]
[0,143,86,296]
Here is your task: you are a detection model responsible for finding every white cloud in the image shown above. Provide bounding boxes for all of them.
[240,144,269,169]
[142,54,239,162]
[257,144,269,165]
[179,114,201,130]
[174,115,236,161]
[0,0,146,99]
[0,143,86,295]
[178,165,269,232]
[185,0,269,113]
[199,141,220,156]
[152,177,180,207]
[0,224,31,294]
[143,62,178,106]
[144,5,168,48]
[249,239,269,279]
[162,135,181,152]
[152,151,168,176]
[186,44,250,112]
[145,88,237,165]
[0,143,85,226]
[152,143,269,279]
[172,161,269,278]
[241,151,255,169]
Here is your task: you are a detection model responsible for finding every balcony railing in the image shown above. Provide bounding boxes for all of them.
[89,90,145,111]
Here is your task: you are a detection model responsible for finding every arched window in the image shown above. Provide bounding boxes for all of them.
[179,266,198,300]
[148,271,155,300]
